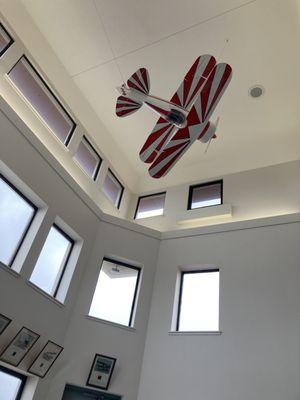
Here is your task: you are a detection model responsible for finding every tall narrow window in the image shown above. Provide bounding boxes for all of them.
[102,169,124,209]
[0,174,37,267]
[7,56,76,145]
[134,192,166,219]
[0,23,14,57]
[89,258,141,327]
[74,136,102,180]
[30,224,74,298]
[188,180,223,209]
[177,269,219,332]
[0,366,27,400]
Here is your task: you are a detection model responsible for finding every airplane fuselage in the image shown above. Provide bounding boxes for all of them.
[118,85,189,128]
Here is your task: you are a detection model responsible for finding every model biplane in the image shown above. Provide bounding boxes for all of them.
[115,55,232,178]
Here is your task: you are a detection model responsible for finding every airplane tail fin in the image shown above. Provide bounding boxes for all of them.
[116,96,143,117]
[127,68,150,95]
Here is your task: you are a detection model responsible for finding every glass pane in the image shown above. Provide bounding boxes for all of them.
[191,182,222,209]
[0,24,13,56]
[136,193,165,219]
[178,271,219,331]
[74,137,101,179]
[102,171,123,207]
[0,177,35,266]
[89,259,139,326]
[0,370,22,400]
[30,226,72,296]
[8,57,75,144]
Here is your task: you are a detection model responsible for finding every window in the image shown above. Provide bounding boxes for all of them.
[0,174,37,267]
[177,269,219,332]
[30,224,74,298]
[89,258,141,327]
[0,365,27,400]
[188,180,223,209]
[74,136,102,180]
[134,192,166,219]
[0,23,14,57]
[102,169,124,209]
[7,56,76,145]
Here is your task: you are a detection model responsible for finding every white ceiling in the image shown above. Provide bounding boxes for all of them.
[21,0,300,191]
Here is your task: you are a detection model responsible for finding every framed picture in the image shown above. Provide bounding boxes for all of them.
[87,354,116,390]
[0,313,11,335]
[28,340,63,378]
[0,326,40,366]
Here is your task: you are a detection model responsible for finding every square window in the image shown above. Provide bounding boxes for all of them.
[7,56,76,145]
[102,169,124,209]
[134,192,166,219]
[0,174,37,267]
[188,180,223,210]
[177,270,219,332]
[0,366,26,400]
[74,136,102,180]
[89,258,141,327]
[0,23,14,57]
[30,224,74,298]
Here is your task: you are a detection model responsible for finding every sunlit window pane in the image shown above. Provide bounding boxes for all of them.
[177,270,219,331]
[0,23,14,57]
[8,56,75,145]
[0,175,36,266]
[102,170,124,209]
[89,259,140,326]
[0,367,26,400]
[30,225,73,297]
[135,192,166,219]
[188,181,222,209]
[74,136,101,180]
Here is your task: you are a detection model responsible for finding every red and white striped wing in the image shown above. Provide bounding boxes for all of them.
[139,55,216,163]
[127,68,150,95]
[148,122,210,179]
[170,54,216,110]
[139,118,177,163]
[116,96,142,117]
[197,63,232,123]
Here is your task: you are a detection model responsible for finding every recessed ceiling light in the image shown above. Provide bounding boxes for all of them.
[249,85,265,99]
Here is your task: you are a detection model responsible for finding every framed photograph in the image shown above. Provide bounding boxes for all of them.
[86,354,116,390]
[0,326,40,366]
[28,340,63,378]
[0,313,11,335]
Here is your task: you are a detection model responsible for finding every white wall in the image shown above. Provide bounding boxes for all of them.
[130,159,300,231]
[137,220,300,400]
[0,97,160,399]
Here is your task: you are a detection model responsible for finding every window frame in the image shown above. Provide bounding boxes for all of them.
[187,179,223,210]
[7,55,76,146]
[134,191,166,220]
[30,223,75,298]
[104,169,124,209]
[176,268,220,332]
[0,22,14,57]
[91,257,142,327]
[0,173,38,268]
[0,365,27,400]
[74,135,102,181]
[50,224,75,298]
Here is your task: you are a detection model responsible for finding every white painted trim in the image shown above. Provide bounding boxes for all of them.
[0,262,20,278]
[26,280,65,308]
[85,315,137,332]
[169,331,222,336]
[161,213,300,240]
[177,204,232,224]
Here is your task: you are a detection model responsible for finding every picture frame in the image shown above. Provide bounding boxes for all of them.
[28,340,63,378]
[86,354,116,390]
[0,326,40,366]
[0,313,11,335]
